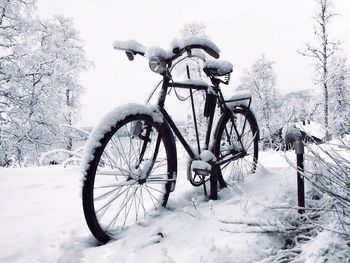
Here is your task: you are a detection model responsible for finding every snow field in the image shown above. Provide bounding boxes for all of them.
[0,149,303,263]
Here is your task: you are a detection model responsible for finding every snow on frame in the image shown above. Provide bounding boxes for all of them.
[229,89,252,101]
[224,90,261,133]
[81,103,163,183]
[200,150,217,162]
[225,89,252,108]
[180,79,209,87]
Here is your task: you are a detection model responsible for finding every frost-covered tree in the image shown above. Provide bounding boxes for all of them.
[0,2,89,165]
[0,0,34,46]
[299,0,341,133]
[328,55,350,135]
[33,16,89,151]
[0,0,36,165]
[239,55,279,147]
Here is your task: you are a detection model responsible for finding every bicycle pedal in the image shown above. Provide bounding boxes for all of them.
[191,160,211,176]
[193,169,210,176]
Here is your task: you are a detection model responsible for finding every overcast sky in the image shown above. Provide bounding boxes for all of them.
[36,0,350,126]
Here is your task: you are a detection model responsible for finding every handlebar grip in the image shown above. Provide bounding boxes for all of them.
[204,47,219,59]
[172,47,180,54]
[126,51,134,61]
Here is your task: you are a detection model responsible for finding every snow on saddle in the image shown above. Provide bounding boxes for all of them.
[203,59,233,77]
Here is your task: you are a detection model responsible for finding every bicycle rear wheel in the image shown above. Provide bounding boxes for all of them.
[213,106,259,187]
[82,114,176,244]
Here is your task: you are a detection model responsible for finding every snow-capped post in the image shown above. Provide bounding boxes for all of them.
[283,123,305,214]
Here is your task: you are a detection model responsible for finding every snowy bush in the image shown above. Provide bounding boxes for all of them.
[274,140,350,262]
[39,147,84,167]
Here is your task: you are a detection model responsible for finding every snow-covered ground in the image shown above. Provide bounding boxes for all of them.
[0,149,312,263]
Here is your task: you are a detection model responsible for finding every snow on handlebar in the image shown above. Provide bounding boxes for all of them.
[113,40,146,55]
[171,37,220,59]
[113,37,221,61]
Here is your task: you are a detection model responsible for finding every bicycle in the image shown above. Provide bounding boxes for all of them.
[81,37,260,244]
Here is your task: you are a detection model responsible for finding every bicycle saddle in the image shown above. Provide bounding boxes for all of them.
[203,59,233,77]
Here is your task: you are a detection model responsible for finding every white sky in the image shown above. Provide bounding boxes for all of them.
[36,0,350,126]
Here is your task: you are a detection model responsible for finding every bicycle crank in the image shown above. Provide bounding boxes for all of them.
[186,159,211,187]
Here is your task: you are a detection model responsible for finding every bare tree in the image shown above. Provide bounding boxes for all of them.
[299,0,341,134]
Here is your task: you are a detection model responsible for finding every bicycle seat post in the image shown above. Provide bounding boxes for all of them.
[186,65,201,156]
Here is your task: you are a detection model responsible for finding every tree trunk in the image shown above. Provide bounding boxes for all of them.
[66,89,73,151]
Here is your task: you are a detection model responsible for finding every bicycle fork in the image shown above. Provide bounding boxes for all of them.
[132,122,162,181]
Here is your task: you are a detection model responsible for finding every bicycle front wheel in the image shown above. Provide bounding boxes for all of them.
[213,106,259,187]
[82,114,176,244]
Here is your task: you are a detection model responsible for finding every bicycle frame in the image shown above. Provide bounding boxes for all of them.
[83,41,259,244]
[156,74,252,167]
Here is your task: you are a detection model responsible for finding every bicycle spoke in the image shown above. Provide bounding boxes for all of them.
[94,187,123,201]
[83,114,175,243]
[102,146,129,178]
[114,135,134,172]
[133,187,146,222]
[125,122,144,167]
[95,183,134,214]
[106,184,136,231]
[139,186,147,220]
[96,164,136,178]
[122,187,138,229]
[143,184,163,209]
[215,108,258,185]
[144,183,166,195]
[94,181,137,189]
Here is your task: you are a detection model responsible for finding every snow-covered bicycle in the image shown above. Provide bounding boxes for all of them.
[81,38,259,244]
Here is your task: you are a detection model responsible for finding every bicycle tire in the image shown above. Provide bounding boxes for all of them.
[213,105,259,188]
[82,114,177,244]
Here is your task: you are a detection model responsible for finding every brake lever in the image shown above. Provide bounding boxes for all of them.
[126,51,134,61]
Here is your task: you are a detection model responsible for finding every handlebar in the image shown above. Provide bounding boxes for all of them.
[172,45,219,60]
[113,40,146,61]
[113,37,220,62]
[170,37,220,60]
